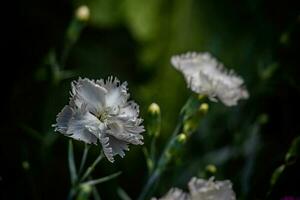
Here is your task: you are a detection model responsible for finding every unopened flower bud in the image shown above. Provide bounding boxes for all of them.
[183,121,194,133]
[148,103,160,115]
[76,5,90,22]
[77,184,92,199]
[205,164,217,174]
[177,133,187,143]
[199,103,209,114]
[198,94,206,100]
[22,161,30,170]
[147,103,161,137]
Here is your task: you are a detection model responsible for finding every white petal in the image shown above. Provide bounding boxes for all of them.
[97,132,130,162]
[71,78,107,114]
[98,132,115,162]
[53,105,99,144]
[188,177,236,200]
[106,120,144,145]
[107,135,129,158]
[171,52,249,106]
[96,76,129,108]
[118,101,140,120]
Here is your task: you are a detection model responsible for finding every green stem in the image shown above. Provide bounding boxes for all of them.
[68,140,78,186]
[150,136,157,162]
[138,122,182,200]
[138,96,194,200]
[67,150,104,200]
[80,151,104,182]
[79,144,90,176]
[67,188,76,200]
[81,171,122,186]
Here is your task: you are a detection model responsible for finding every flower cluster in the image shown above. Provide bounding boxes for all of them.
[171,52,249,106]
[153,177,236,200]
[53,77,145,162]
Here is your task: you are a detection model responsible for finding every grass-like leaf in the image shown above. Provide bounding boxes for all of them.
[81,171,122,186]
[68,140,78,185]
[117,187,132,200]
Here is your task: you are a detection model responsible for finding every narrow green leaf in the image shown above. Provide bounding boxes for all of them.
[79,144,90,176]
[81,171,122,186]
[270,165,285,186]
[68,140,78,185]
[92,186,101,200]
[117,187,132,200]
[80,151,104,182]
[285,136,300,164]
[143,147,154,174]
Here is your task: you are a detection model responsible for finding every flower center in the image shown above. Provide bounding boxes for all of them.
[98,111,108,123]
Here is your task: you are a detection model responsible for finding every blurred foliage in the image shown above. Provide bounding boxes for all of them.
[3,0,300,199]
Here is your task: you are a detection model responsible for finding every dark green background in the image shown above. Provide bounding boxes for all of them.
[2,0,300,199]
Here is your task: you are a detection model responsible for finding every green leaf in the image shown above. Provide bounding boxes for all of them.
[80,151,104,182]
[285,136,300,165]
[68,140,78,185]
[79,144,90,176]
[270,165,285,187]
[92,186,102,200]
[117,187,132,200]
[81,171,122,186]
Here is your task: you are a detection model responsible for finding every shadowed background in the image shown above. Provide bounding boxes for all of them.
[2,0,300,199]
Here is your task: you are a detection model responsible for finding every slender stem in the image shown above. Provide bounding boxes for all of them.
[80,151,104,182]
[67,188,76,200]
[68,140,77,186]
[138,96,195,200]
[79,144,90,176]
[138,122,182,200]
[117,187,132,200]
[150,136,157,161]
[92,186,102,200]
[81,171,122,186]
[138,169,161,200]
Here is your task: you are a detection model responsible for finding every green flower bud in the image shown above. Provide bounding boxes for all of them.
[147,103,161,137]
[199,103,209,114]
[22,161,30,170]
[177,133,187,143]
[198,94,207,100]
[76,184,92,200]
[148,103,160,115]
[205,164,217,174]
[76,5,90,22]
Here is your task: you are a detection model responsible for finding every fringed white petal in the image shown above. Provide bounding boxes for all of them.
[188,177,236,200]
[154,177,236,200]
[171,52,249,106]
[98,133,114,162]
[106,120,144,145]
[54,76,145,162]
[71,78,107,114]
[96,76,129,108]
[107,135,129,158]
[53,105,98,144]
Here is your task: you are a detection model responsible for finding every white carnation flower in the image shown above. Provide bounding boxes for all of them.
[53,77,145,162]
[153,177,236,200]
[171,52,249,106]
[188,177,236,200]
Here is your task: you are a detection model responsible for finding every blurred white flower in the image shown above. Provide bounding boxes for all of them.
[153,177,236,200]
[188,177,236,200]
[171,52,249,106]
[53,77,145,162]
